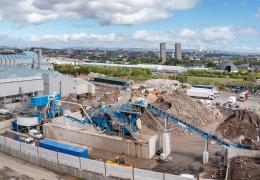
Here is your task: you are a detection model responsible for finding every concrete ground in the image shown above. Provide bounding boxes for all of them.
[0,152,75,180]
[213,91,260,113]
[151,119,224,177]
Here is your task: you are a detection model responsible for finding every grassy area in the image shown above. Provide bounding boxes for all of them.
[187,76,254,86]
[54,64,258,85]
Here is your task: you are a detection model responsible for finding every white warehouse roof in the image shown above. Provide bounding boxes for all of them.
[84,62,187,73]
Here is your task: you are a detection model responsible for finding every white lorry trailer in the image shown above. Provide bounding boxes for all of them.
[187,88,215,100]
[192,85,219,98]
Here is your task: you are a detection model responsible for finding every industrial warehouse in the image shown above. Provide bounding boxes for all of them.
[0,50,259,180]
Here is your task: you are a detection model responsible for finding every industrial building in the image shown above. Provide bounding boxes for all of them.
[218,61,238,72]
[0,50,53,70]
[174,43,182,60]
[84,62,187,74]
[0,66,43,100]
[42,71,95,97]
[160,43,167,63]
[0,65,95,103]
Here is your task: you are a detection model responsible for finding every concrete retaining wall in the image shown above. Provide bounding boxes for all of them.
[227,148,260,160]
[106,163,133,179]
[0,135,195,180]
[165,173,195,180]
[38,147,58,163]
[134,168,164,180]
[58,152,80,168]
[81,158,105,175]
[43,123,156,159]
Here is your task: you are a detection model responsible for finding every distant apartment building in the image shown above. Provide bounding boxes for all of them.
[174,43,182,60]
[160,43,167,63]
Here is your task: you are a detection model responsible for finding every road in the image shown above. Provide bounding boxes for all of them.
[213,91,260,113]
[0,152,75,180]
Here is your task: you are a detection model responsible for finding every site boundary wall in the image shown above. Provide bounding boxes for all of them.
[0,135,194,180]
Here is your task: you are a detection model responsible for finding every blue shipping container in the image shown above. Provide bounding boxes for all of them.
[38,139,88,158]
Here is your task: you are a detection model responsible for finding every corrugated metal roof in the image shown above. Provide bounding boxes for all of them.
[0,65,61,80]
[0,51,35,61]
[0,51,53,70]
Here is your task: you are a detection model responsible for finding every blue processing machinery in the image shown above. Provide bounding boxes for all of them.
[64,98,252,150]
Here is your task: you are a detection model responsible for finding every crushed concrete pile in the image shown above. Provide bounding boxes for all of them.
[201,164,226,179]
[144,79,181,93]
[229,156,260,180]
[216,110,260,143]
[99,88,120,104]
[142,91,223,134]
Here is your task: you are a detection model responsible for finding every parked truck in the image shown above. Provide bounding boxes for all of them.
[226,96,239,109]
[192,85,219,98]
[187,88,215,100]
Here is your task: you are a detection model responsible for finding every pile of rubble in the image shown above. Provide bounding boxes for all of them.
[228,156,260,180]
[216,110,260,144]
[99,88,120,104]
[143,79,181,93]
[201,163,226,179]
[142,90,223,134]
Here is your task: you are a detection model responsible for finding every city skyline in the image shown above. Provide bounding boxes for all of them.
[0,0,260,53]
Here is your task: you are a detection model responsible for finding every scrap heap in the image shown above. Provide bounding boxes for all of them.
[216,110,260,145]
[228,156,260,180]
[141,90,223,134]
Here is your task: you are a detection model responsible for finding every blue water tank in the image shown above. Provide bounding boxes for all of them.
[38,139,88,158]
[30,94,62,107]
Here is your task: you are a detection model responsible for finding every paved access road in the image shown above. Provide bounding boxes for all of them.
[0,152,75,180]
[213,91,260,113]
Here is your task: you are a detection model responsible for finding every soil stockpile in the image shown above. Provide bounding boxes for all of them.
[216,110,260,143]
[141,91,223,134]
[228,156,260,180]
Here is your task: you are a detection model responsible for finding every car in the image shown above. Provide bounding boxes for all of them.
[15,136,34,144]
[29,129,43,139]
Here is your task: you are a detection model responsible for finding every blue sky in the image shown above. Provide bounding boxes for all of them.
[0,0,260,52]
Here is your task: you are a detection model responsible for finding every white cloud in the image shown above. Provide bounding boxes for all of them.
[1,26,260,52]
[0,0,198,25]
[179,28,196,38]
[199,26,235,42]
[29,33,120,42]
[235,27,259,36]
